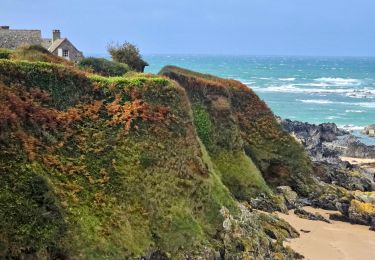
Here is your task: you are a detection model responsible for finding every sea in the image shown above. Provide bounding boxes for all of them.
[144,55,375,145]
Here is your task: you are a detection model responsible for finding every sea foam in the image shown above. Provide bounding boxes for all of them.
[314,77,361,86]
[278,78,296,81]
[298,99,334,104]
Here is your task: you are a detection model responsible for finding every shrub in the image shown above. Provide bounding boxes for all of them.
[0,48,13,59]
[78,57,129,76]
[0,60,96,109]
[107,42,148,72]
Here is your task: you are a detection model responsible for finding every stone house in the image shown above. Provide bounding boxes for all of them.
[0,26,83,62]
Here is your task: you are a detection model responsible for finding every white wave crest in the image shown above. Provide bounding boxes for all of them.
[298,99,334,104]
[358,102,375,108]
[340,125,365,131]
[298,99,375,109]
[278,78,296,81]
[255,84,375,98]
[345,110,365,113]
[314,77,361,86]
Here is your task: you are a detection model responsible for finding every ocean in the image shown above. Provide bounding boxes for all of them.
[145,55,375,145]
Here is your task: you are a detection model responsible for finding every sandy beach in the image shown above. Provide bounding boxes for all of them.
[278,207,375,260]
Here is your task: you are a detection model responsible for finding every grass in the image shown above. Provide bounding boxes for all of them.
[0,48,13,59]
[192,105,213,147]
[78,57,130,77]
[213,151,271,200]
[10,45,73,66]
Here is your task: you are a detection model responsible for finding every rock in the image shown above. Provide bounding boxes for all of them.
[309,185,343,211]
[353,191,375,204]
[313,162,373,192]
[276,186,298,209]
[348,199,375,225]
[280,118,375,196]
[362,125,375,137]
[336,200,350,217]
[294,208,331,223]
[370,217,375,231]
[218,204,302,259]
[250,193,288,213]
[280,118,375,160]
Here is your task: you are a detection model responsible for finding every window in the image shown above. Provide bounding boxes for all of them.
[62,49,69,57]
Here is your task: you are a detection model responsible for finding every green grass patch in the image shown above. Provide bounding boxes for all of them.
[213,152,271,201]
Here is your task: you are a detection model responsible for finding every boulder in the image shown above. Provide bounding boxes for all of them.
[362,125,375,137]
[276,186,298,209]
[348,199,375,225]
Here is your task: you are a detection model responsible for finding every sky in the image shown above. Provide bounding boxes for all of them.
[1,0,375,56]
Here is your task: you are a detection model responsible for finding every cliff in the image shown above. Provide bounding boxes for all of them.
[0,50,351,259]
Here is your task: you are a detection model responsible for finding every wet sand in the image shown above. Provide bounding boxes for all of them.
[278,207,375,260]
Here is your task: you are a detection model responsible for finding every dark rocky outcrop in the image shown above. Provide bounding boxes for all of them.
[294,208,331,223]
[279,118,375,160]
[279,118,375,193]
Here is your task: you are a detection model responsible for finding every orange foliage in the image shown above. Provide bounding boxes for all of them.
[0,82,104,160]
[106,94,171,131]
[0,84,59,130]
[57,100,103,125]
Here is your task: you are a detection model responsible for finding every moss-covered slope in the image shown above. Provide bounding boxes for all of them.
[160,66,316,197]
[0,59,301,259]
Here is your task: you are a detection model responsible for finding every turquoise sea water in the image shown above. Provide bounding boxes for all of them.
[145,55,375,126]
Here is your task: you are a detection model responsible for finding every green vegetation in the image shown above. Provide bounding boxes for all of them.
[0,46,311,259]
[108,41,148,72]
[78,57,130,76]
[192,105,213,147]
[10,45,73,66]
[0,59,95,109]
[160,66,317,197]
[213,152,271,200]
[0,48,13,59]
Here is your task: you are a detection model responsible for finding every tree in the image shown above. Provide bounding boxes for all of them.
[107,42,149,72]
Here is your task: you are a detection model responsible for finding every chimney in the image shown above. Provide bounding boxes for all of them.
[53,29,61,42]
[0,26,10,30]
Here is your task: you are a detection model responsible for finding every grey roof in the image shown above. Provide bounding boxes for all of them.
[48,38,66,52]
[0,29,42,49]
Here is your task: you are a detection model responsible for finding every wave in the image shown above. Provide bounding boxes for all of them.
[345,110,365,113]
[278,78,296,81]
[298,99,375,109]
[358,102,375,108]
[252,84,375,98]
[314,77,361,86]
[256,77,273,80]
[298,99,334,104]
[340,125,365,131]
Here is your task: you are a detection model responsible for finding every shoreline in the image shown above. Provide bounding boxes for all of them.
[278,207,375,260]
